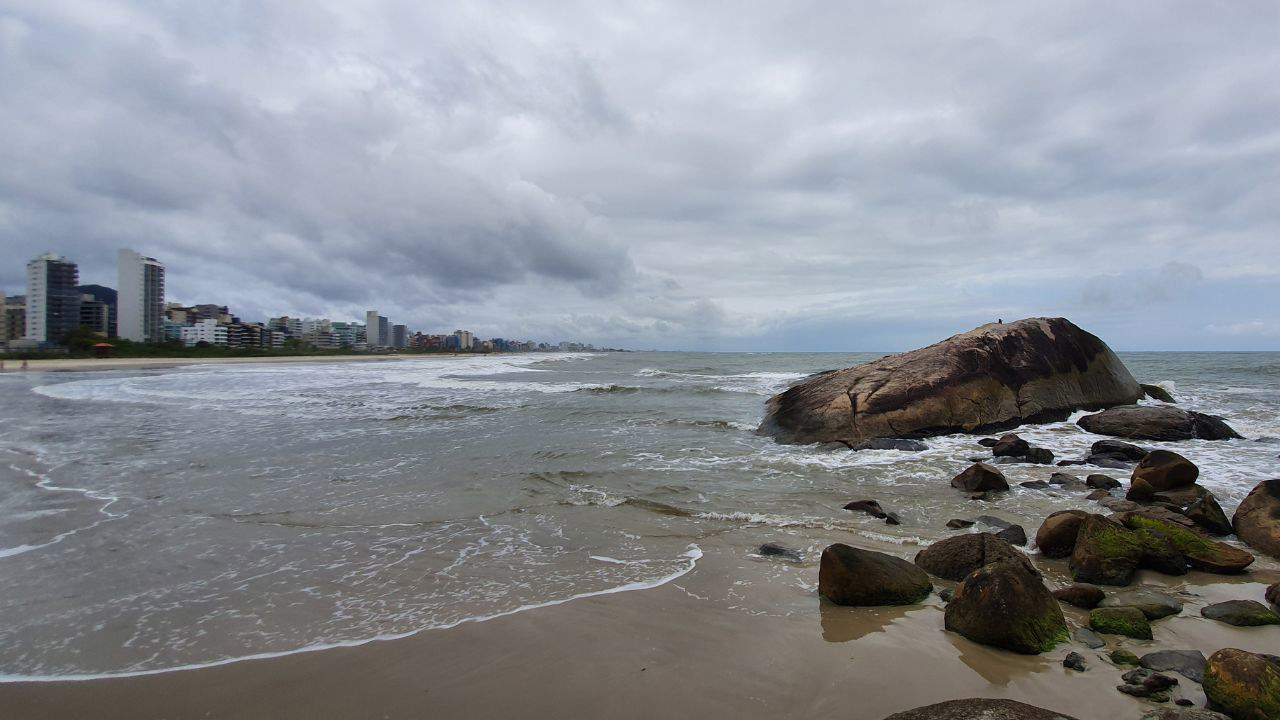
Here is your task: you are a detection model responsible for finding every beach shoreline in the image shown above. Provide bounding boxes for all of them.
[0,354,443,373]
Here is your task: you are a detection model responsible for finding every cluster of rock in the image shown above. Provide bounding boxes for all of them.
[755,318,1280,720]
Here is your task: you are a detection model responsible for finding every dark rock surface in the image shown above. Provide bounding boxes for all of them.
[883,699,1081,720]
[848,438,930,451]
[945,518,974,529]
[951,463,1010,492]
[1118,511,1254,575]
[1053,583,1105,609]
[1184,493,1232,536]
[1140,649,1207,683]
[1267,581,1279,610]
[1087,474,1121,489]
[1073,627,1105,649]
[1077,405,1241,441]
[1200,599,1280,627]
[943,558,1068,654]
[757,543,803,562]
[1111,648,1140,665]
[1100,587,1183,619]
[1118,667,1178,698]
[1233,479,1280,560]
[844,499,889,518]
[1203,648,1280,720]
[1021,481,1050,489]
[914,532,1033,582]
[1090,606,1152,639]
[759,318,1142,445]
[992,433,1031,457]
[1063,651,1088,671]
[1131,450,1199,492]
[1036,510,1089,559]
[819,544,932,606]
[1092,439,1149,461]
[1141,383,1176,403]
[1070,515,1145,585]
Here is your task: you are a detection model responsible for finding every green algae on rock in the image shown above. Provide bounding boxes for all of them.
[1090,606,1152,640]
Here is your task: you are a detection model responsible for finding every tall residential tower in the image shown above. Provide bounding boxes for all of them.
[117,249,165,343]
[24,253,80,344]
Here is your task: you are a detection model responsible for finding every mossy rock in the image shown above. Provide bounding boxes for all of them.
[1120,512,1254,574]
[1201,600,1280,627]
[944,558,1068,654]
[1203,648,1280,720]
[1070,514,1143,585]
[1111,648,1141,665]
[1090,606,1152,640]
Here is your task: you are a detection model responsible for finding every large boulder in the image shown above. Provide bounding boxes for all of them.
[950,462,1010,492]
[1140,649,1208,683]
[1141,383,1176,403]
[1052,583,1105,609]
[1077,405,1241,441]
[1100,587,1183,619]
[1200,600,1280,627]
[1233,479,1280,560]
[914,532,1032,582]
[1131,450,1199,492]
[1185,493,1233,536]
[1119,512,1254,574]
[1092,438,1149,462]
[992,433,1031,457]
[943,558,1068,654]
[1069,514,1145,585]
[1035,510,1089,558]
[818,544,932,606]
[758,318,1142,444]
[883,699,1081,720]
[1203,648,1280,720]
[1090,606,1152,639]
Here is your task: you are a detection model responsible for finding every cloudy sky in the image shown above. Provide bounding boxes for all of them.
[1,2,1277,350]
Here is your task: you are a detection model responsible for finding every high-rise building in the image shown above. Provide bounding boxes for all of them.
[392,324,407,348]
[452,329,474,350]
[2,295,26,345]
[25,253,80,344]
[364,310,389,347]
[117,250,165,343]
[79,294,111,336]
[77,284,117,337]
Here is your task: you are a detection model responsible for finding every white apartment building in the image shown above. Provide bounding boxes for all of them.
[24,253,80,344]
[117,249,165,343]
[180,319,228,347]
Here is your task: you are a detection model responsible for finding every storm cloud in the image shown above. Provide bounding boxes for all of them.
[1,1,1277,349]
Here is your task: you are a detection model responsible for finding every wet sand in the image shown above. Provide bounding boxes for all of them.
[4,537,1277,720]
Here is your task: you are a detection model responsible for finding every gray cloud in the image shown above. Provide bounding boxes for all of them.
[1,1,1277,349]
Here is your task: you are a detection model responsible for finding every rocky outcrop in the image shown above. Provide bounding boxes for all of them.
[1087,474,1121,490]
[914,532,1032,582]
[1070,515,1146,585]
[1077,405,1241,441]
[1100,587,1182,619]
[818,544,932,606]
[1131,450,1199,492]
[1035,510,1089,558]
[1232,479,1280,560]
[992,433,1031,457]
[1141,383,1176,403]
[758,318,1142,444]
[1092,439,1149,462]
[1201,600,1280,627]
[883,699,1081,720]
[950,463,1009,492]
[1203,648,1280,720]
[1140,649,1207,683]
[943,558,1068,654]
[1119,512,1254,574]
[1185,493,1232,536]
[1090,606,1152,639]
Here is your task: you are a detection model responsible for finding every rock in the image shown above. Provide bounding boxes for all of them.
[1132,450,1200,492]
[944,558,1068,654]
[1077,405,1241,441]
[1185,493,1233,536]
[1074,627,1105,649]
[1021,481,1050,490]
[1200,600,1280,627]
[1266,582,1279,610]
[1070,515,1145,585]
[1054,583,1105,609]
[969,491,991,501]
[914,532,1034,582]
[1127,476,1158,503]
[1140,649,1208,683]
[883,511,902,526]
[1090,606,1153,639]
[1036,510,1090,559]
[1087,474,1121,489]
[1118,668,1179,698]
[1063,651,1088,671]
[1025,447,1055,464]
[757,543,803,562]
[938,587,954,602]
[1048,472,1081,486]
[976,515,1013,529]
[848,438,930,451]
[951,463,1010,492]
[1119,512,1255,574]
[978,437,1000,447]
[883,698,1082,720]
[1112,648,1141,665]
[1085,455,1133,469]
[945,518,974,529]
[1141,710,1231,720]
[1203,648,1280,720]
[845,499,888,518]
[1152,484,1210,510]
[1141,383,1176,403]
[997,525,1028,546]
[1092,439,1150,462]
[819,544,932,606]
[993,433,1031,457]
[1100,587,1184,620]
[1058,459,1087,467]
[1086,489,1112,501]
[1232,479,1280,560]
[758,318,1143,445]
[1098,496,1141,512]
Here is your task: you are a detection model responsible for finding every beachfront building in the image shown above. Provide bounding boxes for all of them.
[77,285,117,337]
[2,295,26,345]
[24,253,80,345]
[331,322,364,347]
[180,319,228,347]
[117,250,165,343]
[79,293,112,336]
[452,330,473,350]
[364,310,391,347]
[392,324,407,348]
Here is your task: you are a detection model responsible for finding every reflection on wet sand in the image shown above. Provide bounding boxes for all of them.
[819,599,927,643]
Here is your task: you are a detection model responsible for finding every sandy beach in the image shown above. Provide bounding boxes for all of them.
[0,354,416,373]
[2,536,1276,720]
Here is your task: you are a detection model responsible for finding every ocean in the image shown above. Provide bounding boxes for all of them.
[1,351,1277,679]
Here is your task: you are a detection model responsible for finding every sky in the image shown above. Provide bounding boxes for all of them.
[1,1,1277,351]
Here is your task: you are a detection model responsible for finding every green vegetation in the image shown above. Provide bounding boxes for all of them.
[1123,514,1215,555]
[1089,607,1152,640]
[1110,649,1140,665]
[1010,611,1069,654]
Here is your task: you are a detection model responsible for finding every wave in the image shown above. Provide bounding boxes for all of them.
[0,544,702,683]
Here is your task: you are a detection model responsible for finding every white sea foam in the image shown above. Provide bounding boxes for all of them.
[0,544,702,683]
